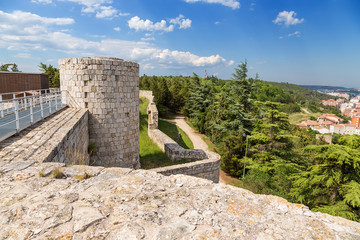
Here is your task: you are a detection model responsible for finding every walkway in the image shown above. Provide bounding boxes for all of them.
[0,107,86,165]
[0,100,65,141]
[165,114,240,184]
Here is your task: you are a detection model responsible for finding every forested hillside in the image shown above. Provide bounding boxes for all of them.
[139,62,360,222]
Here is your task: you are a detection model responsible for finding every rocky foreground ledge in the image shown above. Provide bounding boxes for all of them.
[1,162,360,240]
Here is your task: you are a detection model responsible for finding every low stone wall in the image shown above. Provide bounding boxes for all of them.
[143,91,221,183]
[152,151,220,183]
[147,102,158,130]
[148,129,207,161]
[47,109,89,165]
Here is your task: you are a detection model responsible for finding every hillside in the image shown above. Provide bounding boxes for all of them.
[261,80,332,102]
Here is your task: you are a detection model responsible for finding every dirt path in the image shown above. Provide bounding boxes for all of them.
[165,115,240,184]
[170,115,209,150]
[301,108,310,114]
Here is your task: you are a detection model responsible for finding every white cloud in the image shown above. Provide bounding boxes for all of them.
[128,15,192,32]
[131,48,228,67]
[95,6,118,19]
[256,60,267,65]
[30,0,128,19]
[214,21,220,25]
[113,27,121,31]
[169,15,192,29]
[288,31,301,37]
[184,0,240,10]
[273,11,304,26]
[0,10,231,70]
[128,16,174,32]
[0,10,74,26]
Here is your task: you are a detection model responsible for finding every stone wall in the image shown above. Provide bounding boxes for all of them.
[59,57,140,169]
[46,109,89,165]
[152,152,220,183]
[143,91,220,183]
[147,102,158,130]
[148,129,208,161]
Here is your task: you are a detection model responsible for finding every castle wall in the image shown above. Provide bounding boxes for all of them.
[59,57,140,168]
[144,91,221,182]
[46,109,89,165]
[152,156,220,183]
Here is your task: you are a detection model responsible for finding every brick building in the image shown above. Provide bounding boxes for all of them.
[0,72,48,99]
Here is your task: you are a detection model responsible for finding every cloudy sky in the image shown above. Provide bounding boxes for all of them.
[0,0,359,87]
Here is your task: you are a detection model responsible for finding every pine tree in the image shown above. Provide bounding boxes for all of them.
[290,143,360,221]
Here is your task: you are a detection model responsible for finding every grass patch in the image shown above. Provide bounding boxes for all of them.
[139,97,195,169]
[158,119,194,149]
[38,170,45,177]
[74,172,93,181]
[139,97,173,169]
[51,168,65,179]
[289,112,322,124]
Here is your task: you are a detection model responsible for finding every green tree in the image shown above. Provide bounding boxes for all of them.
[290,143,360,221]
[11,63,20,72]
[239,102,301,197]
[38,62,60,88]
[1,63,20,72]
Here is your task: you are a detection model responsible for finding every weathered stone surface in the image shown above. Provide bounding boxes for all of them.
[59,57,140,169]
[0,163,359,239]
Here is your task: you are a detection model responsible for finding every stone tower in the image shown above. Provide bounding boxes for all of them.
[59,57,140,168]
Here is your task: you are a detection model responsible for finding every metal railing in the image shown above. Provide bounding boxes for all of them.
[0,88,67,142]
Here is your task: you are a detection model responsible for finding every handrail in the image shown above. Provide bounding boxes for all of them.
[0,88,58,97]
[0,88,67,142]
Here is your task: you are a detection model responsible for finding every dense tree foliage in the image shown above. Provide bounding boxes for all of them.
[140,67,360,222]
[38,62,60,88]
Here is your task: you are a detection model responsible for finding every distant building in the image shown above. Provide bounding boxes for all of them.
[317,114,343,124]
[296,120,322,128]
[322,99,344,108]
[327,92,350,100]
[356,128,360,135]
[312,126,330,134]
[330,124,356,135]
[0,71,48,99]
[352,116,360,128]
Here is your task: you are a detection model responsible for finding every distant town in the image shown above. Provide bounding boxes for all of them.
[297,91,360,135]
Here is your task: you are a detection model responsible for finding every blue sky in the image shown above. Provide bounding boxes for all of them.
[0,0,359,87]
